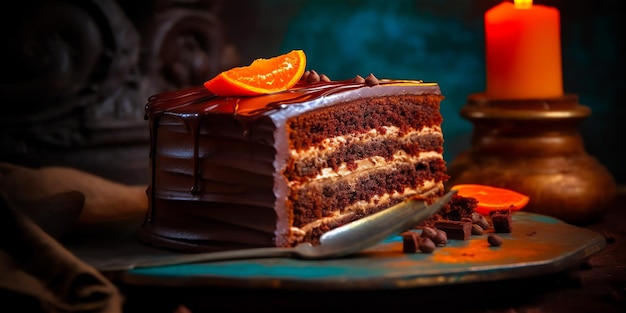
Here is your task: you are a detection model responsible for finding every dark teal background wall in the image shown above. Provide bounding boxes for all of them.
[221,0,625,183]
[279,0,485,163]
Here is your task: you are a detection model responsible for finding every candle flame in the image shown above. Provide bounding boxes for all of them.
[514,0,532,9]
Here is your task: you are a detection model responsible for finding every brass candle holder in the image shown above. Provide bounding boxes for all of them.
[446,93,617,225]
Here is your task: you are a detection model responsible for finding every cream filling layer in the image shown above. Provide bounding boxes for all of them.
[318,151,442,181]
[288,126,443,185]
[288,180,443,241]
[286,125,444,242]
[291,125,441,159]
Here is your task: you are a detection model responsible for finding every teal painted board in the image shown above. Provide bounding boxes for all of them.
[108,212,606,290]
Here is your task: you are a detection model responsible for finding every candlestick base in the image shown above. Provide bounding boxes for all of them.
[446,93,617,225]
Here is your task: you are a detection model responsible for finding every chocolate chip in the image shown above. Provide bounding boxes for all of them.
[419,237,436,253]
[471,212,490,230]
[487,234,503,247]
[433,229,448,246]
[352,75,366,84]
[364,73,379,86]
[420,226,437,239]
[306,70,320,83]
[301,70,311,81]
[471,224,484,235]
[319,74,331,82]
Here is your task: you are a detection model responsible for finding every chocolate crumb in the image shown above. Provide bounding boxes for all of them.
[487,234,503,247]
[489,209,511,217]
[491,210,512,233]
[402,231,420,253]
[438,195,477,221]
[435,220,472,240]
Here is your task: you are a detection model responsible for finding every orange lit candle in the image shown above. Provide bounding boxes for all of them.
[485,0,563,99]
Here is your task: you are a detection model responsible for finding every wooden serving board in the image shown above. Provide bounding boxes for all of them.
[66,212,606,290]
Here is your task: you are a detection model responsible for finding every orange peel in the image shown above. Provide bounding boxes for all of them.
[451,184,530,215]
[204,50,306,96]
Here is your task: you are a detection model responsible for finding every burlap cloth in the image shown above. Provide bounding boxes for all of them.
[0,196,123,312]
[0,163,149,312]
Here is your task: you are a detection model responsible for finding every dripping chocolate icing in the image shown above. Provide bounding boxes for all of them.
[145,73,439,121]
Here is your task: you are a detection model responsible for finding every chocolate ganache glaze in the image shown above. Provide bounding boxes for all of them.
[141,73,442,252]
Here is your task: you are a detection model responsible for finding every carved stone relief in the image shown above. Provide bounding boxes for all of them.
[0,0,232,183]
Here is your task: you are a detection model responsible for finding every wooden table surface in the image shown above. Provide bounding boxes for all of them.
[110,189,626,313]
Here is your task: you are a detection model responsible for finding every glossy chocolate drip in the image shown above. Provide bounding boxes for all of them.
[145,79,440,121]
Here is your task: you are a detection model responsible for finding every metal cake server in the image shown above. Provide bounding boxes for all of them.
[113,190,456,270]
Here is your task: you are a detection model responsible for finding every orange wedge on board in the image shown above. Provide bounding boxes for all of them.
[204,49,307,97]
[451,184,530,215]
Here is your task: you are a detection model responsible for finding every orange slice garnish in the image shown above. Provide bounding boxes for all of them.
[204,50,307,97]
[451,184,530,215]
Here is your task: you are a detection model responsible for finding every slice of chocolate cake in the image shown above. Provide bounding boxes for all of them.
[139,73,448,252]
